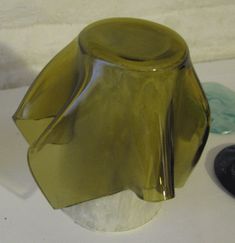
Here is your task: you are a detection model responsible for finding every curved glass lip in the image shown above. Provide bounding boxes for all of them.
[78,17,189,72]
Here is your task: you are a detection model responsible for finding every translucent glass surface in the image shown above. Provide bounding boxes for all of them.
[13,18,210,209]
[202,82,235,134]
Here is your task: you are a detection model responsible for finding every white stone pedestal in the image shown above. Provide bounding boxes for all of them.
[63,190,161,232]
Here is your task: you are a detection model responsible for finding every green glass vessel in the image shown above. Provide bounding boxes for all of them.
[13,18,210,209]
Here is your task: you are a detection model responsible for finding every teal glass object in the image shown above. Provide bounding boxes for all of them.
[202,82,235,135]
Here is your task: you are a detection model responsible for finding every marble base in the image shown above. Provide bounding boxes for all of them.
[63,190,161,232]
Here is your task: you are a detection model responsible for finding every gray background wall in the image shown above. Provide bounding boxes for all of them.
[0,0,234,89]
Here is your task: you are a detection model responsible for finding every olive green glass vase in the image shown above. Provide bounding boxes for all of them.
[13,18,210,209]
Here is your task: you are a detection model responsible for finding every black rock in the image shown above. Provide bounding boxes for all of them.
[214,145,235,196]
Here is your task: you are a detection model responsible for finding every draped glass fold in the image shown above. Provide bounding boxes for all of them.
[13,18,210,208]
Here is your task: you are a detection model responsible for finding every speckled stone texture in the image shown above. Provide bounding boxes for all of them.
[214,145,235,196]
[63,190,161,232]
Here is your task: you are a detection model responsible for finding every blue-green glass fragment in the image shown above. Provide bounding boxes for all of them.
[202,82,235,134]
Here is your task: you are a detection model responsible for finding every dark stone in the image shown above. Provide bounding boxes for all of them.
[214,145,235,196]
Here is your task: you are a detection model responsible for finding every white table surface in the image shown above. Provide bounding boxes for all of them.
[0,59,234,243]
